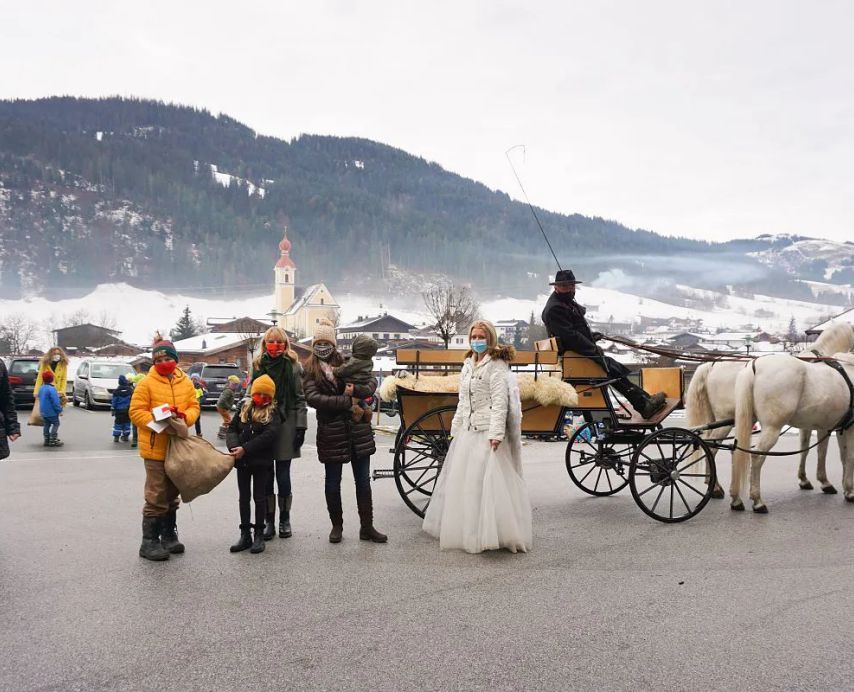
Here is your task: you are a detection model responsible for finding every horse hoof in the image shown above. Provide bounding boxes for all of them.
[799,482,813,491]
[753,505,769,514]
[710,487,725,500]
[730,501,745,512]
[821,485,838,495]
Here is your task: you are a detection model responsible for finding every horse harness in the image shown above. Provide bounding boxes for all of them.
[820,358,854,432]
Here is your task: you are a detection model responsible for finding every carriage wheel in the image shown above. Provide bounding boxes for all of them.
[393,405,456,518]
[629,427,716,523]
[565,423,632,496]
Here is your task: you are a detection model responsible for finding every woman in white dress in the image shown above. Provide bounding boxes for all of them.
[423,320,533,553]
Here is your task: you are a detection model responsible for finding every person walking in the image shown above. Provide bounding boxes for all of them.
[541,269,667,419]
[129,337,200,562]
[0,358,21,461]
[37,370,64,447]
[250,327,307,540]
[302,319,386,544]
[226,374,281,554]
[189,373,206,437]
[33,347,70,408]
[216,375,241,439]
[111,374,133,442]
[423,320,532,553]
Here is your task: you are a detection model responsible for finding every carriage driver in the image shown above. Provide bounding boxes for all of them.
[541,269,668,419]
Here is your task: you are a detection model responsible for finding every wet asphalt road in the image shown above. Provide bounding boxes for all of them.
[1,406,853,691]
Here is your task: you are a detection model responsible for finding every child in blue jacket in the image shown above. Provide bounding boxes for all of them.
[111,374,134,442]
[38,370,63,447]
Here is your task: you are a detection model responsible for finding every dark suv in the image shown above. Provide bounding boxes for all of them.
[5,357,40,407]
[185,362,244,407]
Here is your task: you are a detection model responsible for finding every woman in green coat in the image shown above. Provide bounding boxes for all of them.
[251,326,308,539]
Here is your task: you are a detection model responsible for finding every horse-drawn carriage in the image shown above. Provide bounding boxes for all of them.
[373,341,718,523]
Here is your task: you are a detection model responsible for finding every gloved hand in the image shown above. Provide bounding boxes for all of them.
[591,331,604,342]
[169,407,187,421]
[294,428,306,449]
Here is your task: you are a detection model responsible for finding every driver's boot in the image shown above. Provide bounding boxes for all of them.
[612,380,667,419]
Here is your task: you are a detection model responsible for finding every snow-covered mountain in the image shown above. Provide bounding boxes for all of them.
[749,234,854,284]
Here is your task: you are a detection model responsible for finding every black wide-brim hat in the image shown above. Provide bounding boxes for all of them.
[549,269,582,285]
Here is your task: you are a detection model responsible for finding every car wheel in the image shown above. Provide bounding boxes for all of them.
[84,391,92,409]
[72,392,80,407]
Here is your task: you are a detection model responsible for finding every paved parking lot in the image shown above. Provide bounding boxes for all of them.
[1,406,853,690]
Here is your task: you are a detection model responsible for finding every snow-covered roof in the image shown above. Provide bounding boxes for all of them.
[806,309,854,334]
[172,332,251,353]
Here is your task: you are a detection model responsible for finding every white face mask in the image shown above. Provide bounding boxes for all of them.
[51,355,61,363]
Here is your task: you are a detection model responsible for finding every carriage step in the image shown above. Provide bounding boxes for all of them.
[372,468,395,480]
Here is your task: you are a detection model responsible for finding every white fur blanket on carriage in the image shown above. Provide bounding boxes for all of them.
[378,370,578,408]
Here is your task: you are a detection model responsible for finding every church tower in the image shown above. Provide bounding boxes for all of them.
[274,228,296,316]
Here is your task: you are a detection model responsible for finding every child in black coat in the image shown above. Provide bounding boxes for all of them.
[226,374,281,554]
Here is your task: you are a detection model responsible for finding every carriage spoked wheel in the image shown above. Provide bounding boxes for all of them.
[629,427,716,523]
[393,405,456,518]
[565,423,633,496]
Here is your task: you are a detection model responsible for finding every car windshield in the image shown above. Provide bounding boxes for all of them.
[90,364,134,379]
[10,360,39,375]
[202,366,240,379]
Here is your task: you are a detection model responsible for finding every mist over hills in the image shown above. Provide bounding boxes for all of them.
[1,96,852,305]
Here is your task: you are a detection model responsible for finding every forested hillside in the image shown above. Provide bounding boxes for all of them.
[0,97,822,300]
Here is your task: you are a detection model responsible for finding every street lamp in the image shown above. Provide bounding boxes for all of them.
[744,334,753,355]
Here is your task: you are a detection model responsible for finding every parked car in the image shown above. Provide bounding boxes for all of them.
[5,356,40,407]
[185,362,244,407]
[72,359,136,409]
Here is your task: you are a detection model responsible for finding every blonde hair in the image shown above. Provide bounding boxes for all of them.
[39,347,68,369]
[239,397,276,425]
[253,326,298,370]
[466,320,515,362]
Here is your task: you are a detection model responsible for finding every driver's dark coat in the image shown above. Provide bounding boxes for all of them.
[541,292,599,357]
[541,291,629,378]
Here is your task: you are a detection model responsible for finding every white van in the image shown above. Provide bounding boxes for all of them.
[72,359,136,409]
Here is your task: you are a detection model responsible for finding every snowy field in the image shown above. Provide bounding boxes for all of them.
[0,281,842,350]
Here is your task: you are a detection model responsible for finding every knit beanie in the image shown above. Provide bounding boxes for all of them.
[118,375,128,386]
[251,374,276,398]
[313,318,337,346]
[41,370,54,383]
[152,339,179,361]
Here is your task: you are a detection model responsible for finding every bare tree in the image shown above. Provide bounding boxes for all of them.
[1,313,39,354]
[61,308,91,327]
[422,282,479,349]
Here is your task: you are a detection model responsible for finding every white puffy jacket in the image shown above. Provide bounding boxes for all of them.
[451,354,510,441]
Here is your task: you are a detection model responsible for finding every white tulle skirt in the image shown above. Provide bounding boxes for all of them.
[422,428,532,554]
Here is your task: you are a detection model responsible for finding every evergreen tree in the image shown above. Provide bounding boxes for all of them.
[786,316,799,344]
[170,305,199,341]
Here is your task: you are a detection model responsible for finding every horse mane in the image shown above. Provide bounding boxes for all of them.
[812,321,854,356]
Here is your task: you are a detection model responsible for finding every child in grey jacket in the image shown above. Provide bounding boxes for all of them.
[333,334,378,422]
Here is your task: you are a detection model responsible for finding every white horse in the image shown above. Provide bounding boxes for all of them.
[730,352,854,512]
[685,321,854,496]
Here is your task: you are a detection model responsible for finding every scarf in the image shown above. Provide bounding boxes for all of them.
[253,353,297,417]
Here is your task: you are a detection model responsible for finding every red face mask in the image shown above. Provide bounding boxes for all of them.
[252,394,271,407]
[154,360,177,376]
[266,343,285,357]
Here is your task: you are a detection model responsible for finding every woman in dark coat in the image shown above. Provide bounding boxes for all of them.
[302,319,387,544]
[0,359,22,460]
[251,327,308,540]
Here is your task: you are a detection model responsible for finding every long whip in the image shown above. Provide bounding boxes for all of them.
[505,145,562,271]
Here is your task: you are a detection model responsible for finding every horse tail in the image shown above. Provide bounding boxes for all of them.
[732,364,756,499]
[686,363,714,428]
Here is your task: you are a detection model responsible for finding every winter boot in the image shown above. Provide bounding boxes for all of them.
[356,488,388,543]
[250,525,266,553]
[50,434,64,448]
[139,517,170,561]
[326,490,344,543]
[230,525,253,553]
[160,510,185,554]
[121,434,130,442]
[613,381,668,420]
[113,436,120,443]
[278,494,293,538]
[43,436,51,447]
[263,494,276,540]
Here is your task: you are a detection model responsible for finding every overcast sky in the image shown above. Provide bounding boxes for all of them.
[2,0,852,242]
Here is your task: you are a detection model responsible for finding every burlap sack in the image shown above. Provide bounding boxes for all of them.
[27,399,44,427]
[164,435,234,503]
